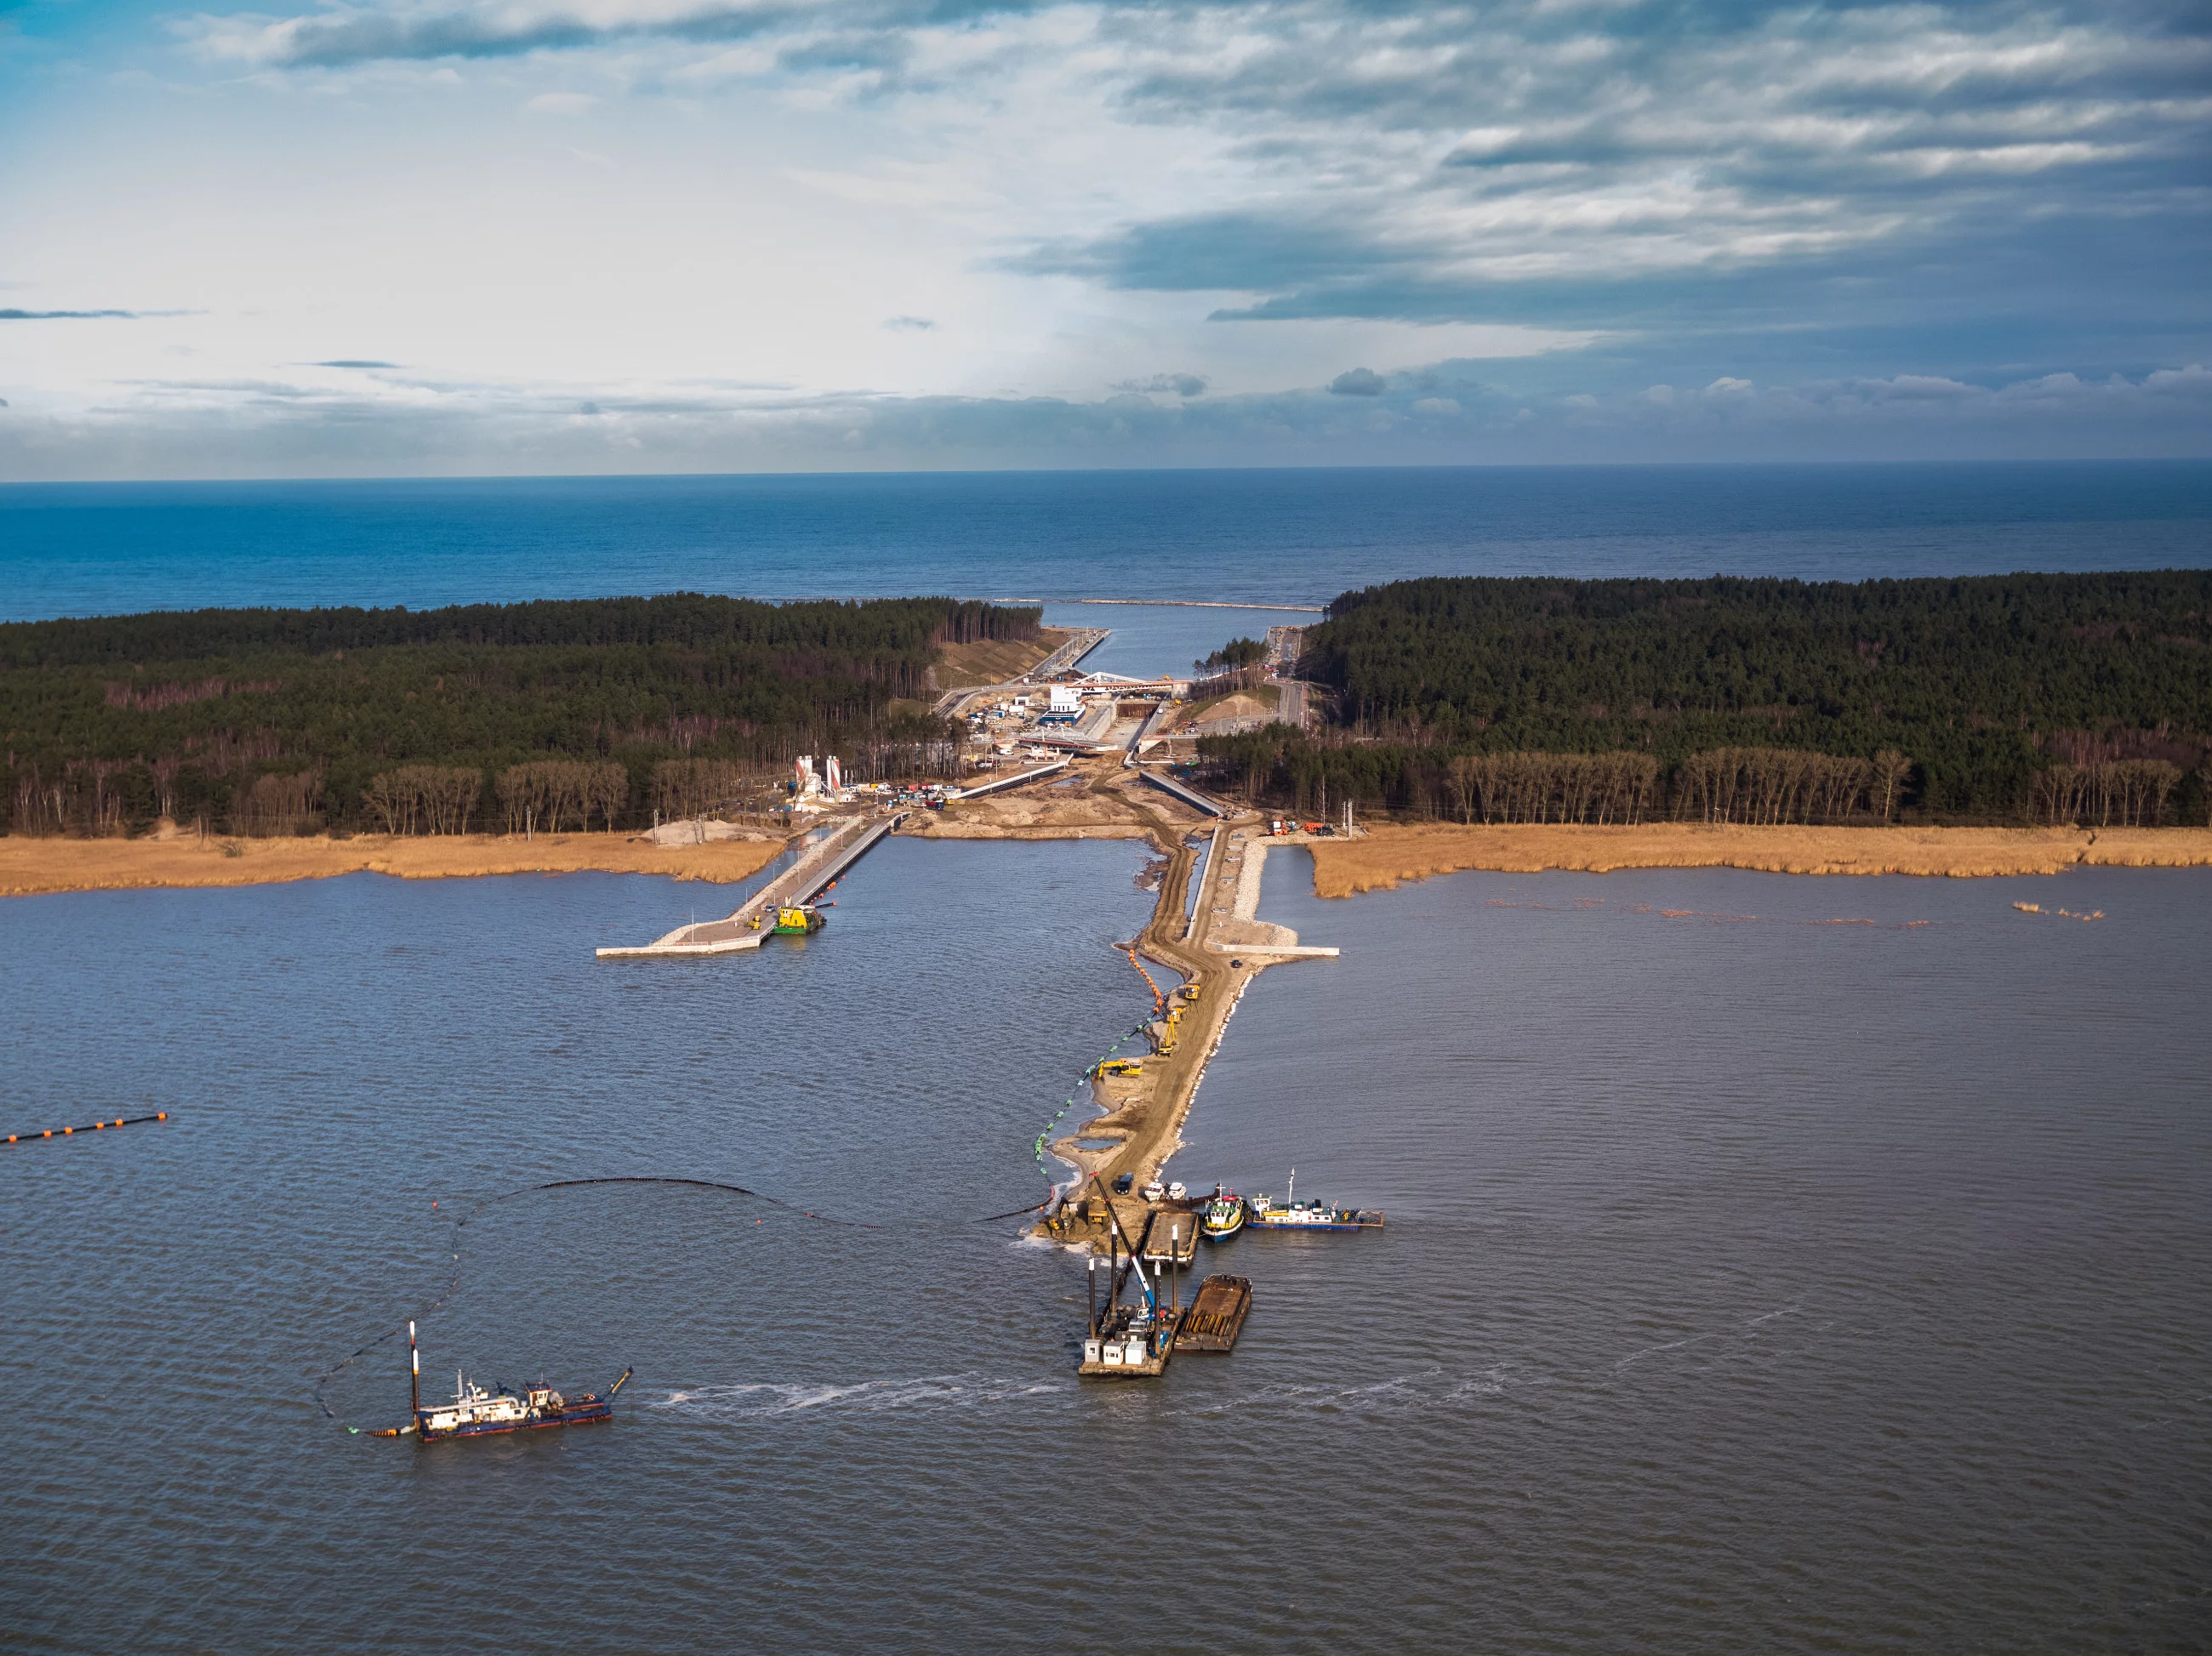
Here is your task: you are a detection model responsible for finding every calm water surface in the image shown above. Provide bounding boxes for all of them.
[4,463,2207,623]
[4,841,2207,1649]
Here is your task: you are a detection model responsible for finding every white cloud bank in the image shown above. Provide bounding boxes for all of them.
[0,0,2203,475]
[3,358,2205,480]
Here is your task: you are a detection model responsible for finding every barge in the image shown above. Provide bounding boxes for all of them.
[1174,1274,1252,1353]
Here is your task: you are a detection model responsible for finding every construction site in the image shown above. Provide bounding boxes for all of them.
[596,619,1361,1375]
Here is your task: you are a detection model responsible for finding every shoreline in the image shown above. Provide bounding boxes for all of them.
[1305,822,2212,895]
[0,831,788,898]
[13,819,2212,902]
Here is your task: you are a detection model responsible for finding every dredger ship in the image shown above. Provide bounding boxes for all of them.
[382,1321,632,1443]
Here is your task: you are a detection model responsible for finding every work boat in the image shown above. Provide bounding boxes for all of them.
[1200,1192,1246,1240]
[388,1322,633,1443]
[1246,1170,1384,1233]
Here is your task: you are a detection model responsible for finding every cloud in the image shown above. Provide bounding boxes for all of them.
[8,357,2208,481]
[526,90,598,112]
[26,0,2209,474]
[311,359,401,368]
[1114,372,1207,396]
[0,309,139,320]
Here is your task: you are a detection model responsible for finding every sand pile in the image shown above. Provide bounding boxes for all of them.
[1188,692,1270,727]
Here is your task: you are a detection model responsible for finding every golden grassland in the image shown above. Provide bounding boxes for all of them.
[16,817,2212,902]
[932,629,1067,689]
[1305,822,2212,896]
[0,831,787,899]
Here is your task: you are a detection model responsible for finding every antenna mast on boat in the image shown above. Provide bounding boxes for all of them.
[408,1320,420,1420]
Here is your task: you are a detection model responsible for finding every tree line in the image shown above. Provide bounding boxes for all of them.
[1249,571,2212,825]
[1199,727,2212,828]
[0,594,1037,837]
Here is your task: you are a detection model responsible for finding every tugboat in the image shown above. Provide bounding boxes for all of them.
[380,1322,632,1443]
[1200,1186,1246,1241]
[772,904,824,935]
[1245,1169,1384,1232]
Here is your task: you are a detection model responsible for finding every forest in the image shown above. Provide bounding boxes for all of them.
[1,594,1037,837]
[1200,572,2212,826]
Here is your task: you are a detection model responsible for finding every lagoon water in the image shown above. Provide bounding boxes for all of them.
[4,839,2209,1651]
[5,464,2212,1648]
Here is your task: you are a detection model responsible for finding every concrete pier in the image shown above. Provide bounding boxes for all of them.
[595,813,897,959]
[951,758,1069,800]
[1138,768,1229,817]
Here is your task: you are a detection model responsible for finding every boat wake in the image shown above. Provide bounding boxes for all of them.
[1183,1365,1515,1419]
[649,1373,1067,1420]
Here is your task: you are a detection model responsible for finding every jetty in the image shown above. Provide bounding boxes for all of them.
[595,813,897,958]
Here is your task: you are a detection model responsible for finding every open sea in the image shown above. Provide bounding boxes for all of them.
[3,464,2211,1650]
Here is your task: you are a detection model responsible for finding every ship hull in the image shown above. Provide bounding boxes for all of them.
[1246,1219,1377,1232]
[416,1401,613,1443]
[1246,1209,1384,1232]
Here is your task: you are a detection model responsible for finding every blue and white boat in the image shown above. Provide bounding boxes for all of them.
[1245,1170,1383,1232]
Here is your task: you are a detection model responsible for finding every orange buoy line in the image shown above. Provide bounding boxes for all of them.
[1123,944,1167,1012]
[4,1111,168,1146]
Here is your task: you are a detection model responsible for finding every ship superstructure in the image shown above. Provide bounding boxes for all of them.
[390,1321,632,1443]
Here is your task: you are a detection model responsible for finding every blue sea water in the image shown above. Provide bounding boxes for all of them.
[3,464,2208,663]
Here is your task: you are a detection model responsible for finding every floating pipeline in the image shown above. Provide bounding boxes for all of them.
[1032,1017,1151,1189]
[310,1175,881,1436]
[1123,944,1168,1013]
[5,1110,168,1146]
[1024,942,1188,1201]
[313,1172,1072,1435]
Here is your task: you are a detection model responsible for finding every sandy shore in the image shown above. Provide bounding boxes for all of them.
[0,831,788,898]
[1305,822,2212,896]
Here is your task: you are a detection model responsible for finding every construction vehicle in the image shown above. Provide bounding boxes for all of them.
[1177,982,1202,1004]
[1095,1057,1143,1078]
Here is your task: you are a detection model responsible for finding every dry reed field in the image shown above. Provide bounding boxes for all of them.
[0,832,786,898]
[1305,822,2212,896]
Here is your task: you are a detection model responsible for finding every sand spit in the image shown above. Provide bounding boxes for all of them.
[0,831,788,898]
[1306,822,2212,896]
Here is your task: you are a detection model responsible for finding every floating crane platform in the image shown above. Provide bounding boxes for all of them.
[1079,1311,1176,1378]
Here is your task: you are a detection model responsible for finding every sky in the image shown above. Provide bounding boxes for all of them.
[1,0,2207,477]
